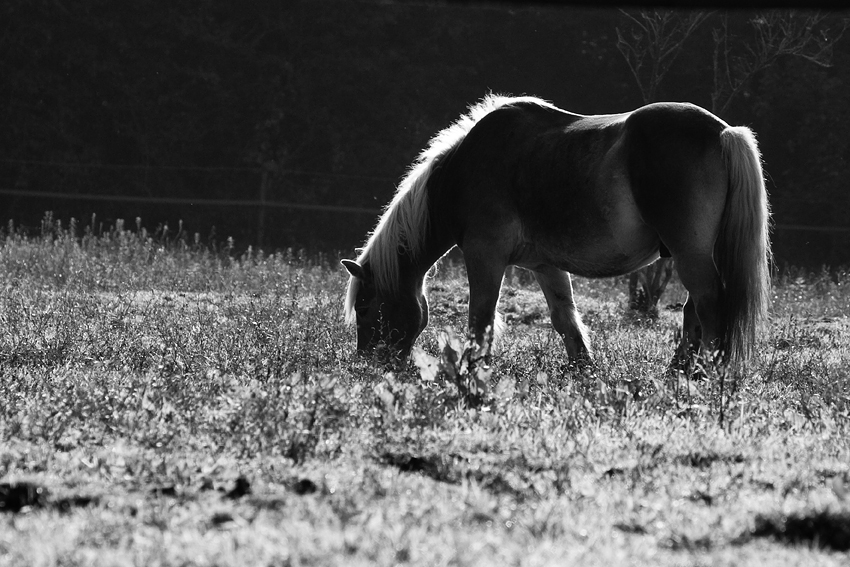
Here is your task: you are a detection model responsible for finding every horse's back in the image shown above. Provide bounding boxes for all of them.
[444,101,627,210]
[429,98,733,275]
[431,100,641,270]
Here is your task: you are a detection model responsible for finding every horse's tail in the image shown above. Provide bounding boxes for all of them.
[715,126,772,363]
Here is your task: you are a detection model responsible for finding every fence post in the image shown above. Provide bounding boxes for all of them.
[257,168,268,247]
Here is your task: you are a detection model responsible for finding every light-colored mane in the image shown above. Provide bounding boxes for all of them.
[345,94,555,323]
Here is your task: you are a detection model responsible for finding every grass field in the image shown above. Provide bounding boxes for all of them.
[1,219,849,566]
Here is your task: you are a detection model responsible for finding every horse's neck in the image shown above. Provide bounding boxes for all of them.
[396,249,436,292]
[369,188,454,294]
[396,228,453,293]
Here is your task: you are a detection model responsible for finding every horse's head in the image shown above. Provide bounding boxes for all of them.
[342,259,428,358]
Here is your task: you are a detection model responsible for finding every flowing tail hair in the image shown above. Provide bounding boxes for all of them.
[715,126,772,363]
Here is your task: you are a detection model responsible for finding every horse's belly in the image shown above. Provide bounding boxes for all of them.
[516,218,659,277]
[559,235,658,277]
[512,145,660,276]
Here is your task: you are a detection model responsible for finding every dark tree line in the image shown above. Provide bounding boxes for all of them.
[1,1,848,263]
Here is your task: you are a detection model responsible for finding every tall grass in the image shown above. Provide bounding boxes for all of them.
[0,215,347,371]
[0,216,849,566]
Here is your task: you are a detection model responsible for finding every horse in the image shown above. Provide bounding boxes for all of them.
[342,94,771,370]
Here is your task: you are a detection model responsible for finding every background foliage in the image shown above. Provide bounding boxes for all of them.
[1,1,848,264]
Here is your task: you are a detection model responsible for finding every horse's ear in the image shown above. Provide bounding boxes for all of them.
[341,259,366,280]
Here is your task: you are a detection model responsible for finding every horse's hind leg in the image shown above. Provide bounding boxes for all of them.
[671,295,699,372]
[672,252,724,368]
[532,265,591,363]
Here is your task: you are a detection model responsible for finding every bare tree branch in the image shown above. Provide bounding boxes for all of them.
[712,11,847,115]
[617,10,712,104]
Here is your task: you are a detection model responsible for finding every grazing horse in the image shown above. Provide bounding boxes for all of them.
[342,95,771,368]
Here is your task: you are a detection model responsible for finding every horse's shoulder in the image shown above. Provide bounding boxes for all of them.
[465,97,574,138]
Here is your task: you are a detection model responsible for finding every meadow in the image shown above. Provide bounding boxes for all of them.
[0,217,848,566]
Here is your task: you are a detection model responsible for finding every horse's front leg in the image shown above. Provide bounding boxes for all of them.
[463,248,507,356]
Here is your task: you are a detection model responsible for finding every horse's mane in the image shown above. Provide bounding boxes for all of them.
[345,94,555,323]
